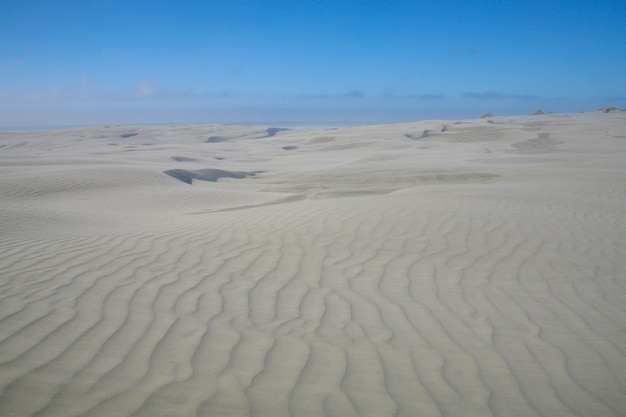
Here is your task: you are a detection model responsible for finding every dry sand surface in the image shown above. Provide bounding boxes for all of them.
[1,112,625,417]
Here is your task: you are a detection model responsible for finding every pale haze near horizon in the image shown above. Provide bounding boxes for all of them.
[1,0,625,127]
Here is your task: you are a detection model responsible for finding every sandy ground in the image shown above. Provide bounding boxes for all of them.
[1,112,625,417]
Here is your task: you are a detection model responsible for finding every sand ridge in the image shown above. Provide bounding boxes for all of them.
[1,112,625,416]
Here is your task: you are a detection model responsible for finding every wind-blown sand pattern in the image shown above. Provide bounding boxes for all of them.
[1,113,625,417]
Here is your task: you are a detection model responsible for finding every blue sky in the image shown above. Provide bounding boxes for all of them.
[1,0,625,126]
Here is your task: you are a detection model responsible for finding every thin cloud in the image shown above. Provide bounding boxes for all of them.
[409,93,446,100]
[297,91,366,99]
[298,93,331,99]
[463,91,540,100]
[0,78,216,103]
[343,90,365,99]
[381,89,445,100]
[122,82,236,100]
[596,95,626,102]
[132,80,161,98]
[0,85,63,102]
[447,48,486,58]
[0,59,24,69]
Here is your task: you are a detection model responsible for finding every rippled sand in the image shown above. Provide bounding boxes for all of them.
[1,112,625,416]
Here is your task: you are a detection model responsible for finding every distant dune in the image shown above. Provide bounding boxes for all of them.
[598,106,625,113]
[1,112,625,417]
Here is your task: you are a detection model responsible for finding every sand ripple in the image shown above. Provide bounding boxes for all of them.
[1,114,625,416]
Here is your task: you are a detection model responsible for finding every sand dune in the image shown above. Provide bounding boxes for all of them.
[1,112,625,416]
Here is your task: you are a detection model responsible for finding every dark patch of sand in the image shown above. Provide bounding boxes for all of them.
[171,156,199,162]
[207,136,230,143]
[405,130,432,140]
[164,169,262,184]
[264,128,290,137]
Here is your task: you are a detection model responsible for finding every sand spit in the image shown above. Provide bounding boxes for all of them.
[1,113,625,416]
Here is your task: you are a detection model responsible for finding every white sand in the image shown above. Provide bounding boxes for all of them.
[1,112,625,416]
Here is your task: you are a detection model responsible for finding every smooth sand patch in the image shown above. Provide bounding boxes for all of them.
[1,113,625,416]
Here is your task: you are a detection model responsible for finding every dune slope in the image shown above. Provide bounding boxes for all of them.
[1,113,625,416]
